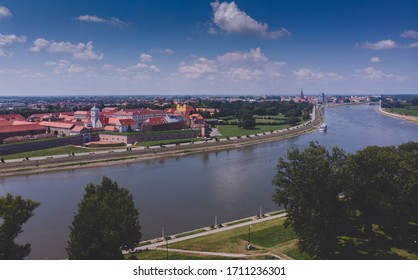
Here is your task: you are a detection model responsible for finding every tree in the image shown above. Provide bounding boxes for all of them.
[345,146,402,239]
[0,194,40,260]
[67,176,142,259]
[239,113,256,129]
[272,142,347,258]
[287,117,301,126]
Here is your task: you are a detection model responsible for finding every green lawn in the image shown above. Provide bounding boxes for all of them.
[168,218,293,254]
[283,247,314,260]
[134,138,201,147]
[126,250,234,260]
[2,145,90,160]
[238,223,297,248]
[388,108,418,117]
[218,124,290,138]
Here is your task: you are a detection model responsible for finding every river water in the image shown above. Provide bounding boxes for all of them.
[1,105,418,259]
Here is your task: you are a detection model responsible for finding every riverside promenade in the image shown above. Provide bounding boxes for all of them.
[124,212,289,260]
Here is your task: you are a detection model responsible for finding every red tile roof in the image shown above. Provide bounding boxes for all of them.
[0,124,45,133]
[0,113,25,121]
[102,107,119,112]
[39,121,75,129]
[104,125,119,132]
[74,111,89,116]
[71,125,88,133]
[144,117,167,125]
[118,119,136,126]
[0,119,12,126]
[12,120,33,125]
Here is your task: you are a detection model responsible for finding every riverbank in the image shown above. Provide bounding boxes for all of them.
[376,107,418,124]
[125,211,293,260]
[0,108,322,178]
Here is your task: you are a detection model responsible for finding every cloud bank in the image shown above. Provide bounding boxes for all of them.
[210,1,290,39]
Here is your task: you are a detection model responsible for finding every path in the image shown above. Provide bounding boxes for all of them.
[124,213,289,259]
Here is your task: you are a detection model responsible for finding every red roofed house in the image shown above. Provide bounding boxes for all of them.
[0,113,25,121]
[73,111,90,121]
[0,124,46,144]
[112,109,165,125]
[0,119,12,126]
[101,107,119,113]
[141,115,187,132]
[107,118,137,132]
[70,125,90,135]
[39,121,75,136]
[104,125,119,132]
[196,108,219,116]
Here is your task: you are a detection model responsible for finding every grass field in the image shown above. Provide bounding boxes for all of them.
[127,250,234,260]
[388,108,418,117]
[127,213,418,260]
[128,217,305,260]
[218,124,290,138]
[2,145,90,160]
[1,145,123,160]
[134,138,201,147]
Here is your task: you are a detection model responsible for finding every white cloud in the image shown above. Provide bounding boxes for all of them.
[400,30,418,39]
[131,63,160,73]
[30,38,103,60]
[75,15,126,27]
[21,72,46,79]
[140,53,152,63]
[293,68,343,81]
[408,42,418,48]
[210,1,290,39]
[0,33,27,56]
[0,6,12,19]
[151,48,175,54]
[102,64,115,70]
[359,39,397,50]
[217,47,268,64]
[218,48,285,80]
[179,57,218,79]
[53,59,96,76]
[226,67,264,81]
[179,48,285,82]
[370,56,381,63]
[355,67,408,82]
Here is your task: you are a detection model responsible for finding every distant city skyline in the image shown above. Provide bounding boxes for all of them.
[0,0,417,95]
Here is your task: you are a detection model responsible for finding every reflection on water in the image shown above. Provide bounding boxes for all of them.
[1,105,418,259]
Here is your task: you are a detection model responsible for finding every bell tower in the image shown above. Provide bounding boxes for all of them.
[90,105,100,128]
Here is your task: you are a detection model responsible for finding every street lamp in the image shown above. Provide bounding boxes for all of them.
[247,226,252,250]
[162,226,168,260]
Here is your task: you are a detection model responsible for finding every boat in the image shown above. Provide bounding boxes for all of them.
[319,123,327,132]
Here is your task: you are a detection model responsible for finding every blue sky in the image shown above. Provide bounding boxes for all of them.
[0,0,417,95]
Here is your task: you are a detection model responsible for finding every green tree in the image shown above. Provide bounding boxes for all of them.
[345,146,404,239]
[67,176,142,259]
[239,113,256,129]
[287,117,301,126]
[0,193,40,260]
[272,142,347,258]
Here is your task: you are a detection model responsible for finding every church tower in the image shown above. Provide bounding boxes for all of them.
[90,105,100,128]
[300,89,305,99]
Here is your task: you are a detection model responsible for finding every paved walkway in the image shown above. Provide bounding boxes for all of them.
[124,213,287,259]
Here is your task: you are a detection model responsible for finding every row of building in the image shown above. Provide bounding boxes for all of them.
[0,104,211,144]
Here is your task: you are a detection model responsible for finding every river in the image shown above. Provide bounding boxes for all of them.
[1,105,418,259]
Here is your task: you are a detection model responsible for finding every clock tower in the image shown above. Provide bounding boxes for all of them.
[90,105,100,128]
